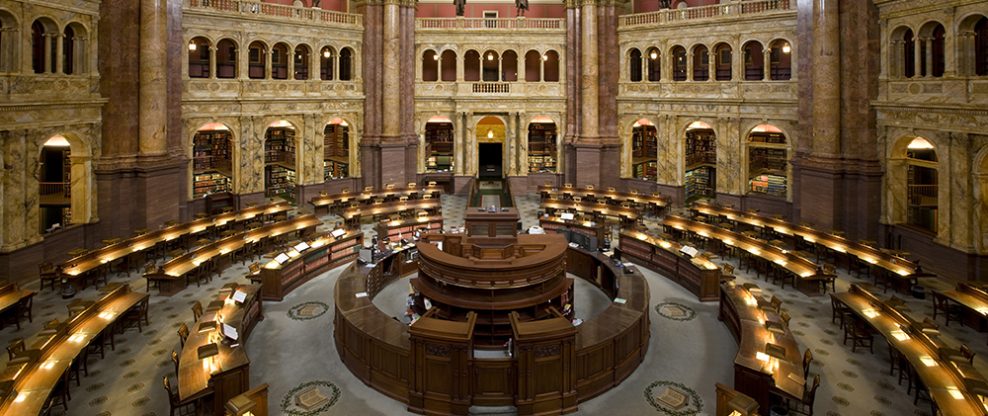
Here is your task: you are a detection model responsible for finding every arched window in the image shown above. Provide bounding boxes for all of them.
[543,50,559,82]
[918,22,945,77]
[768,39,792,80]
[424,117,454,172]
[191,123,234,199]
[903,29,916,78]
[339,47,353,80]
[502,50,518,81]
[977,17,988,76]
[465,50,480,81]
[248,41,267,79]
[671,46,687,81]
[646,48,660,82]
[904,137,938,233]
[743,41,764,80]
[440,50,457,81]
[32,19,58,74]
[747,124,789,198]
[423,50,439,81]
[525,50,542,82]
[482,50,499,82]
[629,48,642,82]
[62,23,87,75]
[714,43,732,81]
[320,47,335,80]
[216,39,237,79]
[692,45,709,81]
[271,43,289,80]
[188,37,210,78]
[931,24,946,77]
[294,44,310,80]
[631,119,657,180]
[324,119,351,180]
[0,11,17,73]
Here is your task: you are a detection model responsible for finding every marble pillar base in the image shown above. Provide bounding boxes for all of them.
[568,142,621,189]
[95,159,184,241]
[792,156,883,241]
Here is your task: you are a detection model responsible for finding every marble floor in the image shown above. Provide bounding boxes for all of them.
[0,193,979,415]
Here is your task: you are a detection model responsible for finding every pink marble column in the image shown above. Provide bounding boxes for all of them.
[382,0,401,139]
[580,0,598,140]
[810,0,840,158]
[139,0,168,156]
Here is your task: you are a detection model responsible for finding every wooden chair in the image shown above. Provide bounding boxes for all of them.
[786,374,820,416]
[781,310,792,327]
[818,263,837,293]
[960,344,976,364]
[931,292,962,326]
[143,262,160,292]
[67,299,94,318]
[171,350,180,378]
[768,295,783,313]
[177,323,190,349]
[39,262,60,292]
[843,317,874,354]
[121,297,150,333]
[802,348,813,378]
[830,294,852,329]
[6,338,24,360]
[191,301,203,322]
[163,376,198,416]
[8,295,33,330]
[40,372,71,416]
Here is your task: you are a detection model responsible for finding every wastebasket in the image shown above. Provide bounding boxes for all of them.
[770,405,790,416]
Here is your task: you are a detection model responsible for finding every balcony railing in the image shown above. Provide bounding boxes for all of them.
[40,182,70,205]
[619,0,792,28]
[472,83,511,94]
[416,18,564,30]
[184,0,362,27]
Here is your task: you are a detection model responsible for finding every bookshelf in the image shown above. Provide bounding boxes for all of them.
[527,123,558,173]
[685,166,715,201]
[265,164,296,199]
[192,131,233,198]
[748,173,787,198]
[324,123,350,181]
[264,128,296,166]
[685,128,716,169]
[632,125,657,180]
[425,122,454,172]
[747,146,788,198]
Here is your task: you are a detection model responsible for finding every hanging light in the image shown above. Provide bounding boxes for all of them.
[433,54,440,61]
[650,51,658,60]
[782,43,791,54]
[487,52,494,61]
[188,42,198,51]
[487,129,494,139]
[323,49,331,58]
[542,54,548,62]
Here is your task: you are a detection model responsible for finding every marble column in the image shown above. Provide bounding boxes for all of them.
[55,34,64,74]
[763,48,772,81]
[209,46,217,79]
[580,0,598,140]
[70,155,93,224]
[455,112,466,175]
[686,52,694,81]
[265,48,272,79]
[924,37,933,77]
[810,0,840,158]
[708,52,716,81]
[732,36,742,81]
[912,37,921,78]
[382,0,401,139]
[287,47,295,80]
[1,132,26,252]
[139,0,169,155]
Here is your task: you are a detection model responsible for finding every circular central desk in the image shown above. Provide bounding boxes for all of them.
[333,243,650,416]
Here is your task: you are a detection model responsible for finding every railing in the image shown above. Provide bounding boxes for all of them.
[416,18,564,30]
[619,0,792,28]
[184,0,362,27]
[40,182,70,197]
[907,184,938,206]
[472,83,511,94]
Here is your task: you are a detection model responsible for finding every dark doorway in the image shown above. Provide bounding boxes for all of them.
[478,143,503,179]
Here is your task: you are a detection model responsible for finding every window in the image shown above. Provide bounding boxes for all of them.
[188,37,211,78]
[714,44,732,81]
[216,39,237,79]
[440,50,457,81]
[903,29,915,78]
[671,46,686,81]
[646,48,660,82]
[768,39,791,80]
[248,42,266,79]
[320,47,335,80]
[977,17,988,75]
[692,45,709,81]
[294,45,310,80]
[339,47,353,80]
[465,50,480,81]
[423,50,439,81]
[501,50,518,81]
[743,41,764,80]
[543,50,559,82]
[525,50,542,82]
[629,49,643,82]
[482,50,499,82]
[271,43,288,80]
[484,11,498,28]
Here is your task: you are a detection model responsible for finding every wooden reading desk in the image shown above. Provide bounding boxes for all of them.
[934,283,988,339]
[719,282,806,414]
[618,230,722,301]
[310,183,443,215]
[252,230,363,301]
[537,184,668,215]
[0,285,148,415]
[540,198,639,224]
[340,198,441,227]
[835,284,988,416]
[0,282,34,328]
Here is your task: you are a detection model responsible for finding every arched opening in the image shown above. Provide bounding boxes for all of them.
[0,11,17,73]
[543,50,559,82]
[324,118,351,181]
[216,39,237,79]
[248,41,267,79]
[294,44,311,80]
[671,46,687,81]
[502,50,518,81]
[264,120,298,200]
[631,119,657,181]
[918,22,945,77]
[440,50,457,81]
[629,48,643,82]
[714,43,732,81]
[32,19,57,74]
[424,116,454,173]
[271,43,289,80]
[692,45,709,81]
[646,48,660,81]
[476,116,505,179]
[465,50,481,81]
[527,117,557,174]
[423,50,439,81]
[747,124,789,198]
[768,39,792,80]
[192,123,234,199]
[482,50,499,82]
[525,50,542,82]
[905,137,938,233]
[743,41,764,80]
[320,46,335,80]
[339,47,353,80]
[188,37,211,78]
[39,135,72,233]
[977,17,988,76]
[685,121,716,201]
[62,23,87,75]
[903,29,916,78]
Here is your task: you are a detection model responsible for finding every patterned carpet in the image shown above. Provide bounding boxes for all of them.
[1,194,982,415]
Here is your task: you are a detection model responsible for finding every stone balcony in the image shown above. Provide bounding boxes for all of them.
[0,74,101,102]
[183,78,363,100]
[880,77,988,106]
[618,80,797,102]
[183,0,362,28]
[415,81,564,99]
[415,17,565,32]
[618,0,794,29]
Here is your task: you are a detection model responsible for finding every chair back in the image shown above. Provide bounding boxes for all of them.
[822,263,837,275]
[961,344,976,364]
[805,374,821,404]
[780,310,791,326]
[803,348,813,376]
[6,339,25,360]
[163,376,178,403]
[178,323,190,346]
[769,295,783,312]
[171,350,180,376]
[192,301,203,322]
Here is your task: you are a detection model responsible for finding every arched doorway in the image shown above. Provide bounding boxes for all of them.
[904,137,938,233]
[476,116,505,179]
[527,116,557,174]
[424,116,454,173]
[191,123,234,199]
[188,37,211,78]
[324,118,351,181]
[264,120,298,200]
[746,124,789,199]
[39,135,72,233]
[684,121,716,201]
[631,119,657,181]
